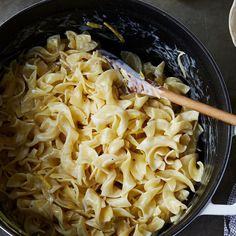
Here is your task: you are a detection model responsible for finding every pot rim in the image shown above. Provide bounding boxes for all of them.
[0,0,233,235]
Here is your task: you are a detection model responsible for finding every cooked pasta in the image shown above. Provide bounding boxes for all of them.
[0,31,204,236]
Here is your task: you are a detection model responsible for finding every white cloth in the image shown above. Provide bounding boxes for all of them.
[224,184,236,236]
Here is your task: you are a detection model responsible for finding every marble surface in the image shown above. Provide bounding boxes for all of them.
[0,0,236,235]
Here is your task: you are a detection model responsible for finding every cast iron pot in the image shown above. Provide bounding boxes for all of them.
[0,0,235,235]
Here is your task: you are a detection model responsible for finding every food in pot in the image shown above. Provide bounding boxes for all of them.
[0,31,204,235]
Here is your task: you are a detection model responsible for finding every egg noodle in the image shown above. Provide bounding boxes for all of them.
[0,31,204,236]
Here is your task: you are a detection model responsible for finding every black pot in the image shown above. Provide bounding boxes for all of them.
[0,0,234,235]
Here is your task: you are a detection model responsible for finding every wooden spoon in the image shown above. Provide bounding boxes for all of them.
[100,49,236,126]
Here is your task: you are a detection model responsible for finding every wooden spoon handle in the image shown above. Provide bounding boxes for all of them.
[158,87,236,126]
[100,49,236,125]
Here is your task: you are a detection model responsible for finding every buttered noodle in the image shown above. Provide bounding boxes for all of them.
[0,31,204,235]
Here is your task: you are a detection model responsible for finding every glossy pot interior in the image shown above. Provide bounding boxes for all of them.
[0,0,232,235]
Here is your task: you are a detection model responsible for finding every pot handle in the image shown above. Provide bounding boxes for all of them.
[199,201,236,216]
[199,126,236,216]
